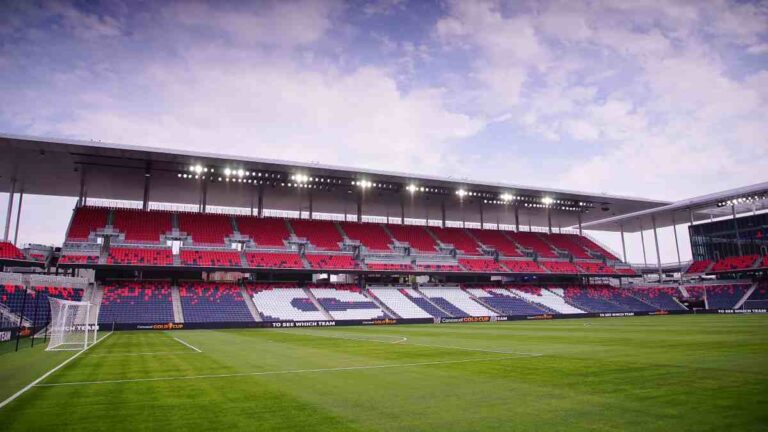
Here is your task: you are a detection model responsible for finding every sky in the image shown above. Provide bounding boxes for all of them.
[0,0,767,265]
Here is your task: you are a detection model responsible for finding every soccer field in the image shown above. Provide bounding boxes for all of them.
[1,315,767,431]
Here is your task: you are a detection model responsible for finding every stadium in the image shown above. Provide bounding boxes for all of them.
[1,1,767,431]
[0,133,766,430]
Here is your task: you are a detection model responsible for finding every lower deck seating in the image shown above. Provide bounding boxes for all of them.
[108,247,173,266]
[0,284,85,327]
[705,284,750,309]
[245,252,304,269]
[420,287,496,317]
[631,288,685,310]
[98,281,174,324]
[180,249,242,267]
[744,282,768,308]
[305,254,358,270]
[310,286,387,320]
[248,285,326,321]
[179,282,253,323]
[400,287,448,318]
[509,287,583,314]
[563,287,625,312]
[467,288,549,315]
[369,287,432,319]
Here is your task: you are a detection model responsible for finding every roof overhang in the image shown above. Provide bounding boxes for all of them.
[0,133,670,229]
[579,182,768,233]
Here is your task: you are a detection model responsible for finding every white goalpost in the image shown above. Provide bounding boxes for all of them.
[46,297,98,351]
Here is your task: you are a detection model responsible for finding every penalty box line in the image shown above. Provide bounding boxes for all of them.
[34,354,535,388]
[273,329,543,357]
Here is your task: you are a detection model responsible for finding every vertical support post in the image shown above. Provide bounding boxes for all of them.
[201,180,208,213]
[640,223,648,266]
[400,199,405,224]
[547,208,552,234]
[672,214,681,266]
[3,178,16,242]
[479,201,484,229]
[577,212,582,236]
[356,192,362,223]
[308,192,313,220]
[142,167,151,211]
[514,206,520,231]
[13,190,23,246]
[257,186,264,218]
[441,200,446,228]
[732,205,742,256]
[250,189,254,217]
[652,215,662,281]
[620,224,627,263]
[78,167,86,208]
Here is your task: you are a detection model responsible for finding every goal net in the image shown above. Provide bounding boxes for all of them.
[47,297,98,351]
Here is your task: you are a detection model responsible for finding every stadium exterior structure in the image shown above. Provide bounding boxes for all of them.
[0,133,766,334]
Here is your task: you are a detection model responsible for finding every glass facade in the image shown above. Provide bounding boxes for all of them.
[689,212,768,261]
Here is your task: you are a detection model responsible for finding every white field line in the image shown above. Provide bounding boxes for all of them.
[0,331,113,410]
[273,330,407,344]
[274,329,541,356]
[34,355,532,388]
[173,336,202,353]
[90,351,200,357]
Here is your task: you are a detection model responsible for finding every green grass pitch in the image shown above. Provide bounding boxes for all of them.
[0,314,766,431]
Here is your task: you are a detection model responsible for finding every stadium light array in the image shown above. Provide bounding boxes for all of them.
[542,196,554,206]
[456,189,467,197]
[500,193,513,202]
[406,184,418,193]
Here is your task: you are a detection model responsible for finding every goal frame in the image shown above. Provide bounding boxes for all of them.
[46,298,97,351]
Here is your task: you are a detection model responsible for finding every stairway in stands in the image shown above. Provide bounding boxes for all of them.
[240,286,263,322]
[171,285,184,323]
[303,287,334,320]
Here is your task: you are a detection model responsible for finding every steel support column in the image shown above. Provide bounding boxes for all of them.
[308,192,313,220]
[514,206,519,231]
[3,179,16,242]
[142,168,151,211]
[356,193,362,223]
[652,215,663,281]
[257,186,264,217]
[732,205,742,256]
[577,213,582,236]
[672,214,681,266]
[640,224,648,266]
[547,208,552,234]
[441,200,446,228]
[620,224,627,262]
[13,190,23,246]
[479,201,484,229]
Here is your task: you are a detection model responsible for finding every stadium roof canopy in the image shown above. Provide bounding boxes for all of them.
[580,182,768,233]
[0,133,670,230]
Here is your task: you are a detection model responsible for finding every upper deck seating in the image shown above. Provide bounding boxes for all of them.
[507,232,558,258]
[414,263,463,272]
[178,213,233,245]
[98,281,174,324]
[245,252,304,269]
[541,234,591,259]
[179,282,253,323]
[458,257,506,272]
[576,261,617,274]
[565,234,619,260]
[112,209,172,243]
[0,242,25,260]
[235,217,290,247]
[711,255,759,272]
[686,260,712,274]
[467,229,523,257]
[305,254,358,270]
[428,227,482,255]
[180,249,242,267]
[66,207,109,241]
[366,262,414,271]
[540,261,580,274]
[108,247,173,266]
[59,254,100,265]
[386,224,438,254]
[339,222,392,252]
[501,259,546,273]
[289,219,342,250]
